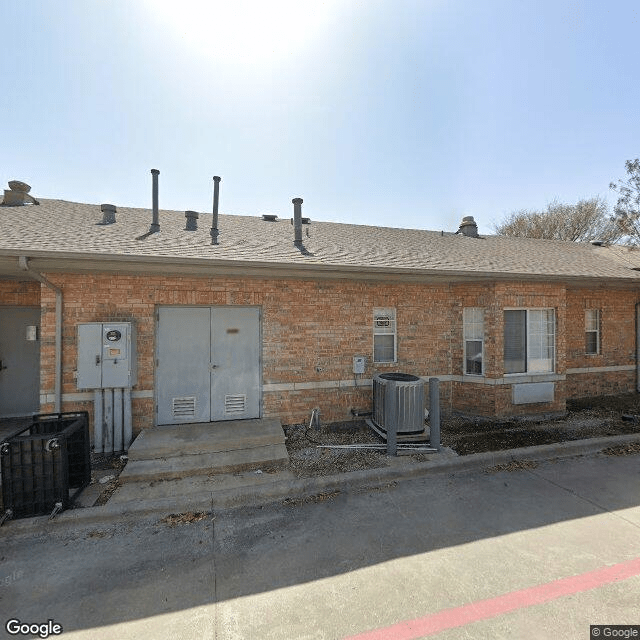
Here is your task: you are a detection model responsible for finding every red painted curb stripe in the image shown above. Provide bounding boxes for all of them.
[344,556,640,640]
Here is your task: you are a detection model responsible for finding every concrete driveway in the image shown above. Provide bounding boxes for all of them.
[2,450,639,639]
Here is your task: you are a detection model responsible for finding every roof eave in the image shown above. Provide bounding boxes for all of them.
[0,249,639,286]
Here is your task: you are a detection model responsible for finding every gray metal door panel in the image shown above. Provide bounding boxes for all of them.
[211,307,260,421]
[157,307,211,425]
[77,323,103,389]
[0,307,40,418]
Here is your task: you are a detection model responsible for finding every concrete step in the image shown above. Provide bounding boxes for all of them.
[109,467,296,505]
[119,443,290,483]
[127,418,285,461]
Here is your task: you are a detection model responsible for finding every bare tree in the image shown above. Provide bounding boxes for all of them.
[610,159,640,241]
[493,197,621,244]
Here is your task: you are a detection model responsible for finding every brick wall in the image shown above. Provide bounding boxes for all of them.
[565,371,634,398]
[566,287,637,370]
[9,271,638,436]
[36,274,464,431]
[0,280,40,306]
[565,286,639,400]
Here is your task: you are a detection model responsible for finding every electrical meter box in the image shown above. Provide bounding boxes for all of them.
[353,356,366,374]
[77,323,137,389]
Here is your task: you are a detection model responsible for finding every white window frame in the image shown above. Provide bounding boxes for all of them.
[585,309,600,355]
[373,308,397,363]
[504,308,555,375]
[463,307,484,376]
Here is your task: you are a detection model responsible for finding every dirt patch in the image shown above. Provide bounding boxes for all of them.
[285,422,391,478]
[89,453,127,506]
[485,460,539,474]
[440,394,640,455]
[282,490,341,507]
[94,479,121,506]
[159,511,209,526]
[602,442,640,456]
[284,394,640,477]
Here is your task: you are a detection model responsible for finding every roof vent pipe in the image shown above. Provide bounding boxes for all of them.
[149,169,160,233]
[185,210,199,231]
[211,176,221,244]
[458,215,479,238]
[292,198,303,247]
[100,204,116,224]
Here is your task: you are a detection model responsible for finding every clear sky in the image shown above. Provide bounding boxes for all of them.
[2,0,639,235]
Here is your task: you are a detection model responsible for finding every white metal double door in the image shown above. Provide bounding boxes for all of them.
[156,306,260,425]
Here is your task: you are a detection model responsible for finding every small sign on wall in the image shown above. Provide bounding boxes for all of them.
[25,325,38,341]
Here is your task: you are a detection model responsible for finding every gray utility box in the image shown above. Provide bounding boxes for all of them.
[77,323,137,389]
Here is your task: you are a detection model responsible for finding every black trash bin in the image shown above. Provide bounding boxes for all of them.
[1,412,91,520]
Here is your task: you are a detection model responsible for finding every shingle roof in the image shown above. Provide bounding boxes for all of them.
[1,198,639,282]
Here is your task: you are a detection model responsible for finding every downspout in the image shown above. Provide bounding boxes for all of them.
[18,257,62,413]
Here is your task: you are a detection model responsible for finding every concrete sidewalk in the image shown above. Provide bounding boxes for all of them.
[3,431,640,534]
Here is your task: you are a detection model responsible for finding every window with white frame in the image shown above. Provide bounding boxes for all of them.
[585,309,600,354]
[373,308,396,363]
[463,307,484,375]
[504,309,555,374]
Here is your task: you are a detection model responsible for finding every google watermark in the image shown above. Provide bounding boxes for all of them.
[5,619,63,638]
[591,626,640,638]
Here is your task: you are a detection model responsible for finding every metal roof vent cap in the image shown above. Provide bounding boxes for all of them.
[458,215,478,238]
[185,210,199,231]
[100,203,116,224]
[3,180,40,206]
[262,213,278,221]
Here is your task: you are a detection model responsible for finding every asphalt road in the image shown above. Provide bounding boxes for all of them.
[2,451,640,639]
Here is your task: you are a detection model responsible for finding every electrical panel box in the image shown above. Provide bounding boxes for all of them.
[77,322,137,389]
[353,355,366,374]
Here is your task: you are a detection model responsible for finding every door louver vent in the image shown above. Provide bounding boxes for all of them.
[224,394,246,414]
[172,396,196,417]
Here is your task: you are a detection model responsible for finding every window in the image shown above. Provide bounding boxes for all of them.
[504,309,555,374]
[463,308,484,375]
[373,308,396,363]
[585,309,600,354]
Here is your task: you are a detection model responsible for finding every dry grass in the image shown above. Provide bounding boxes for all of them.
[485,460,540,474]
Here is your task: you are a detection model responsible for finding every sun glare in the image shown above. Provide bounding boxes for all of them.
[148,0,337,64]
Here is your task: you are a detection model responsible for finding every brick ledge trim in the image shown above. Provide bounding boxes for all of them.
[42,364,635,402]
[565,365,635,374]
